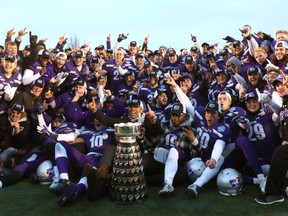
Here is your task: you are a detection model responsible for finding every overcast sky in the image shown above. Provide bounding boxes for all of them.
[0,0,287,52]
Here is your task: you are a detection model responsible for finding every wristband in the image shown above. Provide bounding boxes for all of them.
[191,138,199,146]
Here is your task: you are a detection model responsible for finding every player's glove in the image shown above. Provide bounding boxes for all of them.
[235,116,250,129]
[226,67,236,76]
[223,36,236,43]
[117,33,128,42]
[265,59,279,70]
[37,125,58,139]
[62,38,68,45]
[190,34,197,43]
[256,90,271,104]
[29,31,38,45]
[239,28,251,40]
[36,105,46,115]
[4,87,17,101]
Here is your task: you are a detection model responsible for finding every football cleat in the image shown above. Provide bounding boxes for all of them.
[158,183,174,198]
[186,184,200,199]
[58,184,77,207]
[52,179,73,194]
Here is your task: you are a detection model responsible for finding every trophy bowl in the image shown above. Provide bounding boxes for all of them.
[114,122,141,137]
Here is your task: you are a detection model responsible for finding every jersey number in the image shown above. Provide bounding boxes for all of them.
[248,123,266,141]
[90,135,103,148]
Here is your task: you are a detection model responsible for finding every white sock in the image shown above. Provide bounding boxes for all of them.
[53,166,59,179]
[59,173,69,180]
[79,176,88,190]
[194,156,224,187]
[164,148,179,185]
[257,174,265,180]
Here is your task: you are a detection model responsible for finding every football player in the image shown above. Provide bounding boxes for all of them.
[158,75,231,198]
[50,119,116,206]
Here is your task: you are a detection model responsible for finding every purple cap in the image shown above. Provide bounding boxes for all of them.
[171,103,186,115]
[272,75,284,87]
[74,50,84,58]
[135,53,145,58]
[168,49,176,56]
[130,41,137,47]
[205,101,221,114]
[4,54,17,63]
[185,55,193,64]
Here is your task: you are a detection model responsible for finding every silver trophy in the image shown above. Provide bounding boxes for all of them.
[111,122,147,204]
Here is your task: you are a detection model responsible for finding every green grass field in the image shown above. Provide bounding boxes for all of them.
[1,179,287,216]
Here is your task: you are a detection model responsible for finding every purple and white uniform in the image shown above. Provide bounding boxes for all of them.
[194,106,231,161]
[138,84,169,107]
[238,109,280,164]
[65,100,94,129]
[102,59,137,94]
[54,127,116,196]
[223,106,248,143]
[187,83,209,107]
[208,77,238,101]
[62,60,89,91]
[0,68,22,113]
[22,61,43,86]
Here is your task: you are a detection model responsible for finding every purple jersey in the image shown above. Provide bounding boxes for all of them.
[101,59,137,93]
[41,62,69,93]
[150,105,169,123]
[138,68,165,85]
[162,59,181,74]
[246,109,280,160]
[224,106,247,142]
[42,62,64,83]
[102,97,126,118]
[80,127,116,154]
[0,68,22,100]
[187,83,209,107]
[27,61,42,76]
[117,82,135,98]
[194,106,232,161]
[137,85,158,106]
[138,84,168,107]
[42,122,78,147]
[246,81,270,95]
[63,60,89,89]
[65,101,94,129]
[208,77,238,101]
[53,91,74,110]
[53,127,116,197]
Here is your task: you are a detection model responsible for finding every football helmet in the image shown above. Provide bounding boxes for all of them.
[36,160,54,185]
[217,168,243,196]
[185,157,206,183]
